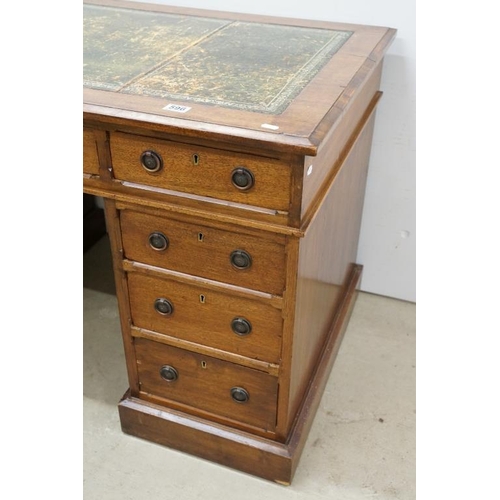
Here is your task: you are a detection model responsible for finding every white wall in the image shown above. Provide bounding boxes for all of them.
[133,0,416,302]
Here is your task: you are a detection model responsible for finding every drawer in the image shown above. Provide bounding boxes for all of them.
[83,128,99,175]
[110,132,291,211]
[128,272,283,363]
[120,210,286,295]
[135,338,278,431]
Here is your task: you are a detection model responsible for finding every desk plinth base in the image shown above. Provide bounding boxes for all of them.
[118,264,362,484]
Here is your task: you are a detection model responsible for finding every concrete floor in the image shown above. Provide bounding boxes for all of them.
[83,235,415,499]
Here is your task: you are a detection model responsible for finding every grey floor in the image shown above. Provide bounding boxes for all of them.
[83,235,416,500]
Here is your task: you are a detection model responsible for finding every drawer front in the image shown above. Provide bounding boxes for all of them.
[135,338,278,431]
[128,272,283,363]
[83,128,99,175]
[110,132,291,211]
[121,210,286,295]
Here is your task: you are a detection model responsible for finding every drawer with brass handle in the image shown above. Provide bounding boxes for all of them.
[135,337,278,431]
[120,209,286,295]
[127,272,283,363]
[110,131,291,211]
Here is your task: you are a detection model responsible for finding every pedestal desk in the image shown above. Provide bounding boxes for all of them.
[83,0,396,484]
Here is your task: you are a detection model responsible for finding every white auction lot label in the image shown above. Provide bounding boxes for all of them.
[163,104,192,113]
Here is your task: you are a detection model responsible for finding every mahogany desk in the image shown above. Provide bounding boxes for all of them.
[83,0,395,484]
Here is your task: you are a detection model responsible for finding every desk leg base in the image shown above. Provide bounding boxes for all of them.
[118,264,361,484]
[119,392,293,483]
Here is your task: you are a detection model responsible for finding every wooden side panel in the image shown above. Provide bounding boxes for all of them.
[285,112,377,430]
[83,128,99,175]
[288,264,362,477]
[301,61,382,217]
[102,199,140,395]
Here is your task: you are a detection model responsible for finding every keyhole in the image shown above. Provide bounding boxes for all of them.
[199,294,206,304]
[201,361,207,369]
[198,232,204,242]
[192,154,200,166]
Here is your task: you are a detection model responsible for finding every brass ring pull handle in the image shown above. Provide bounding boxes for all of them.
[159,365,178,382]
[140,150,163,173]
[230,250,252,270]
[231,167,254,191]
[230,387,249,403]
[148,232,169,251]
[231,317,252,336]
[154,298,174,316]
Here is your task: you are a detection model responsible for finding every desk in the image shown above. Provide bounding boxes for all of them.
[83,0,395,484]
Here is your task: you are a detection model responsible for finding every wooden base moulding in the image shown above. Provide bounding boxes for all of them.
[118,264,362,485]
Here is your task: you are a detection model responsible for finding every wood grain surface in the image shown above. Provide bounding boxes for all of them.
[119,392,293,483]
[127,271,283,363]
[83,128,99,175]
[110,131,292,211]
[135,337,278,431]
[285,110,377,430]
[120,208,286,294]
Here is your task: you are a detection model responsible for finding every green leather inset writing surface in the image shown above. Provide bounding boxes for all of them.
[84,5,352,114]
